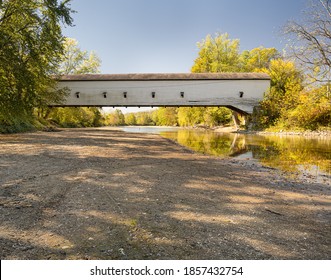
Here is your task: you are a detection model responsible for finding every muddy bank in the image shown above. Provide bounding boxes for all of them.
[0,128,330,259]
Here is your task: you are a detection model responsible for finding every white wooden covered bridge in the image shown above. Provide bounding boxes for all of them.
[53,73,270,114]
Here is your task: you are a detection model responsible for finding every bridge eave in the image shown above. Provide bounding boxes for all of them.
[57,72,270,82]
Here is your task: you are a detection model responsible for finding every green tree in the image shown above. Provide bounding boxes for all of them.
[192,33,278,73]
[240,47,279,72]
[177,107,205,126]
[156,107,178,126]
[255,59,304,127]
[0,0,74,132]
[48,38,103,128]
[191,33,241,73]
[191,33,280,73]
[191,32,315,129]
[58,38,101,75]
[177,107,192,127]
[191,33,279,128]
[203,107,232,127]
[48,107,103,127]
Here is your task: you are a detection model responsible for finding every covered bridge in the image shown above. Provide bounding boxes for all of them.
[53,73,270,114]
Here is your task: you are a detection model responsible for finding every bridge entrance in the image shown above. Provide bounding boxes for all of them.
[53,73,270,115]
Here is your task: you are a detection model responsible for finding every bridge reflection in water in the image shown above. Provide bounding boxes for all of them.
[161,129,250,158]
[120,126,331,182]
[124,128,330,182]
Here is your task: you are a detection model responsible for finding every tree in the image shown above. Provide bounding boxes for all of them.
[105,109,125,126]
[48,107,103,127]
[276,0,331,130]
[177,107,205,126]
[203,107,232,127]
[191,33,241,73]
[58,38,101,75]
[0,0,74,131]
[191,33,278,128]
[240,47,279,72]
[125,113,137,125]
[191,33,280,73]
[255,59,304,127]
[156,107,178,126]
[135,111,153,125]
[48,38,103,128]
[282,86,331,130]
[284,0,331,83]
[192,33,279,73]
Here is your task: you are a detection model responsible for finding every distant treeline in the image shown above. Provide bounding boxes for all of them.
[46,106,233,128]
[104,107,233,127]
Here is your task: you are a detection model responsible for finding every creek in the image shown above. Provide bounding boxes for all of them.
[121,126,331,184]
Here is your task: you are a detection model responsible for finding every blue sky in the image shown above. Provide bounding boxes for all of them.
[63,0,308,74]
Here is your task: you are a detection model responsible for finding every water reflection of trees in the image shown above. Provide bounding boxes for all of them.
[161,130,248,157]
[249,135,331,174]
[161,130,331,175]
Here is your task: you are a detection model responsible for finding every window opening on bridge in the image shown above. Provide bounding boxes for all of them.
[151,92,156,98]
[123,92,127,98]
[180,91,184,98]
[75,92,80,98]
[239,91,244,98]
[103,92,107,98]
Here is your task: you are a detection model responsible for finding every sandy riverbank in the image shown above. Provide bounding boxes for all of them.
[188,125,331,137]
[0,127,330,259]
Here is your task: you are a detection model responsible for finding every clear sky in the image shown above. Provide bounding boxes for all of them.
[63,0,308,74]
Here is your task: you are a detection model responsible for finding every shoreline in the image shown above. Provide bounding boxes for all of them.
[255,130,331,137]
[117,125,331,138]
[172,125,331,138]
[2,122,331,138]
[0,128,330,260]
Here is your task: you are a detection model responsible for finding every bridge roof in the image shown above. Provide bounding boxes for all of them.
[59,73,270,81]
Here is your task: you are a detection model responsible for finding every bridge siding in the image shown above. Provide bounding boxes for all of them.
[54,73,270,114]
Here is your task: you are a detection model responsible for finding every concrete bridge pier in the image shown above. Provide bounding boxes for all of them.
[231,111,246,130]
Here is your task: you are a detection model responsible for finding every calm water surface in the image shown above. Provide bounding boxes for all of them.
[121,126,331,182]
